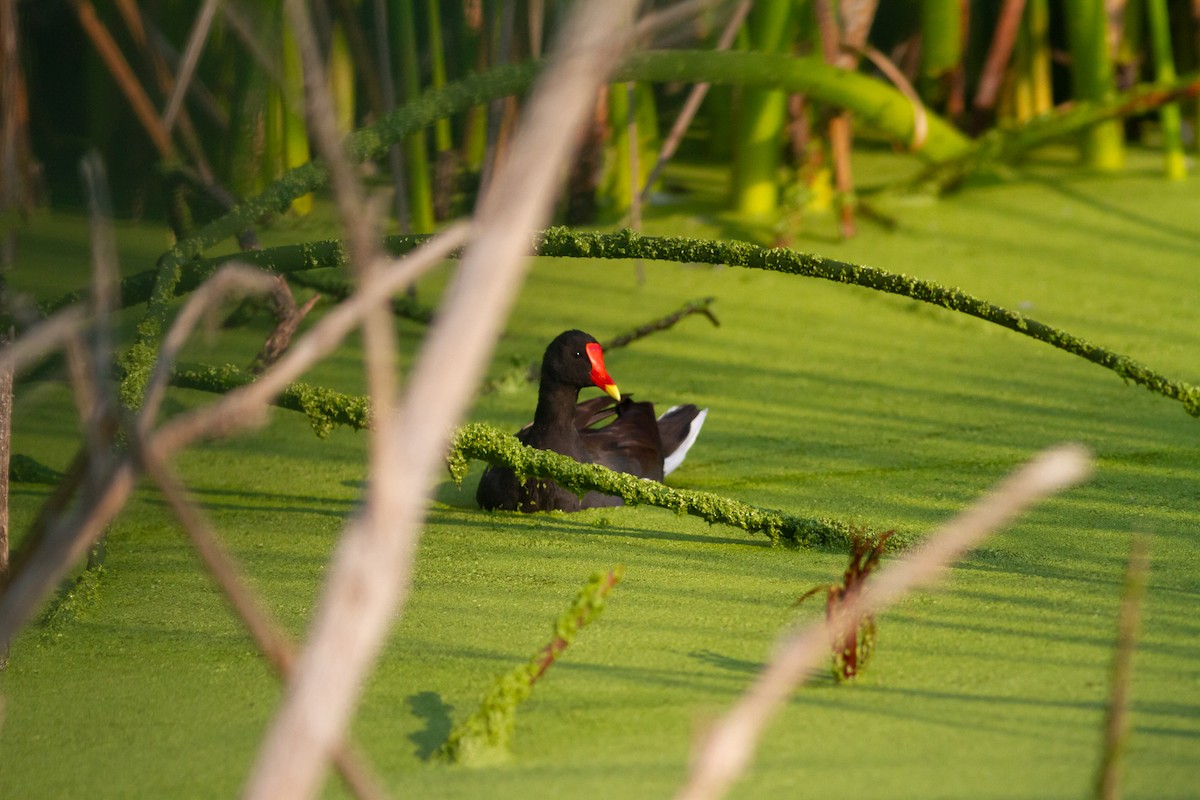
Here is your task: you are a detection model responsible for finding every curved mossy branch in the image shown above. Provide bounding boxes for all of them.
[136,228,1200,418]
[530,229,1200,418]
[614,51,971,162]
[39,235,437,317]
[117,62,538,412]
[911,71,1200,192]
[142,48,964,301]
[169,362,371,438]
[448,422,868,549]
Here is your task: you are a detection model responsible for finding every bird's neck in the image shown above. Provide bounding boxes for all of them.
[532,381,581,433]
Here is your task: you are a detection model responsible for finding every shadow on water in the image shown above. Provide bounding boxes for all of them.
[406,691,455,761]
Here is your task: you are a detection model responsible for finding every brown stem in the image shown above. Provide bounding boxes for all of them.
[531,566,620,683]
[972,0,1026,122]
[601,296,719,350]
[69,0,174,159]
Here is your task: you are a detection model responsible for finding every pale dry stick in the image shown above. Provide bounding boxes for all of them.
[79,153,120,491]
[0,229,466,648]
[135,440,390,800]
[0,450,135,647]
[627,81,641,233]
[0,325,11,666]
[219,0,283,86]
[139,264,278,436]
[1094,533,1150,800]
[81,154,117,398]
[242,3,639,798]
[154,223,469,455]
[846,42,928,150]
[282,0,395,436]
[677,444,1093,800]
[639,0,751,204]
[162,0,221,135]
[371,0,411,234]
[2,180,132,630]
[634,0,736,42]
[0,306,87,378]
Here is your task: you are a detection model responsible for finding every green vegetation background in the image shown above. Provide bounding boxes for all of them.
[1,148,1198,797]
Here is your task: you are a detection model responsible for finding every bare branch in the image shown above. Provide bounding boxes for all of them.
[242,3,639,797]
[0,455,136,648]
[0,306,87,378]
[161,0,221,134]
[155,223,468,454]
[282,0,396,474]
[640,0,750,202]
[138,263,277,436]
[677,444,1093,800]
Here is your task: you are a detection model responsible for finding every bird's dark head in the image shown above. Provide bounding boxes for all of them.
[541,329,621,400]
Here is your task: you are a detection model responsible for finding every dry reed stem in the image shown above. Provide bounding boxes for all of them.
[0,226,466,650]
[1094,533,1150,800]
[154,223,468,453]
[68,0,174,158]
[281,0,397,470]
[241,3,638,797]
[677,444,1093,800]
[161,0,220,134]
[139,264,278,436]
[0,306,87,378]
[640,0,751,203]
[79,152,121,491]
[974,0,1026,113]
[0,328,11,623]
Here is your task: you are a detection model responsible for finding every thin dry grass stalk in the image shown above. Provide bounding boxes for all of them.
[153,223,468,453]
[138,264,278,435]
[0,329,11,655]
[640,0,751,203]
[281,0,396,479]
[241,2,639,797]
[0,226,467,649]
[161,0,220,134]
[676,444,1093,800]
[1093,533,1151,800]
[0,307,87,378]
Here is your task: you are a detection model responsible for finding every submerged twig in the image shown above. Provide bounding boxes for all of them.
[602,296,719,350]
[796,529,896,681]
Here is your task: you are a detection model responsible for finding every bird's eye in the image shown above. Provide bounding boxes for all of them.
[574,350,584,358]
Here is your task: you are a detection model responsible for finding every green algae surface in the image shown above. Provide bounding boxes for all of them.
[1,148,1199,798]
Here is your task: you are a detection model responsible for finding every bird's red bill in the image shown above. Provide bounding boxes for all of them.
[586,342,621,401]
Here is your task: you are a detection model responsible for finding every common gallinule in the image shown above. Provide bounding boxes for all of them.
[476,329,707,512]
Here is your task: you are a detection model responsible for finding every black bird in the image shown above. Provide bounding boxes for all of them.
[476,329,707,512]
